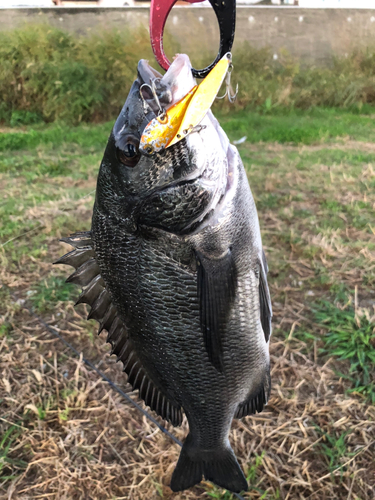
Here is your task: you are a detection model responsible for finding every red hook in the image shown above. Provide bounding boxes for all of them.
[150,0,236,79]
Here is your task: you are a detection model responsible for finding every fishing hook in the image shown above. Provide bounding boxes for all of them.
[140,81,167,122]
[216,64,238,103]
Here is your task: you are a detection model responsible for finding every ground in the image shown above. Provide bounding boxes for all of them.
[0,108,374,500]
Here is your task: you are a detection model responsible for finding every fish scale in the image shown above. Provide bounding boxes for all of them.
[57,54,272,494]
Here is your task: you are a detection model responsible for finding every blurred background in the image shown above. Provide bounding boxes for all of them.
[2,1,375,7]
[0,1,374,500]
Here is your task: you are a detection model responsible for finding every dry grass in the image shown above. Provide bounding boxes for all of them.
[1,112,375,499]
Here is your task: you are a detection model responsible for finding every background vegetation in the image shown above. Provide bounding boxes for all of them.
[0,21,374,500]
[1,24,375,125]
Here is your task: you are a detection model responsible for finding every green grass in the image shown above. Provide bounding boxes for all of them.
[0,426,27,482]
[219,107,375,145]
[315,301,375,403]
[1,106,375,156]
[314,426,354,477]
[0,122,111,153]
[29,276,77,314]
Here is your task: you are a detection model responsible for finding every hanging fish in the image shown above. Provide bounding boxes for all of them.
[56,53,272,494]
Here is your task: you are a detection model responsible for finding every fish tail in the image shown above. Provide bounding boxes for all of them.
[170,434,248,493]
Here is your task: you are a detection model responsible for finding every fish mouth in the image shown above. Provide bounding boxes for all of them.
[137,55,196,116]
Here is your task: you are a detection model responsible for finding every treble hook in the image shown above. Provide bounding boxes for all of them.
[140,80,167,122]
[216,64,238,103]
[150,0,236,79]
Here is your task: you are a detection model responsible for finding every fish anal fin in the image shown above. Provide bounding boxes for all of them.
[196,249,237,372]
[56,230,183,427]
[235,372,271,419]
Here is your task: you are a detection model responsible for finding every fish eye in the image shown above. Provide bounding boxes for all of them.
[116,136,140,167]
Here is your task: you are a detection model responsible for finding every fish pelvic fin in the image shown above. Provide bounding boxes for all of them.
[170,434,248,493]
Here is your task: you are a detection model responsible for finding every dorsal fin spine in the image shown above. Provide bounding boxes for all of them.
[87,289,111,321]
[66,258,100,287]
[57,231,183,426]
[132,367,144,390]
[75,275,103,306]
[118,339,131,361]
[98,303,116,335]
[128,360,140,383]
[139,375,148,398]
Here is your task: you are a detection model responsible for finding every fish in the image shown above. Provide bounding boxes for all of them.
[56,53,272,494]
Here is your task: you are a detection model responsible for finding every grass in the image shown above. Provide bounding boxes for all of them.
[0,107,374,499]
[314,426,354,477]
[220,107,375,145]
[29,276,77,313]
[316,300,375,403]
[0,426,27,482]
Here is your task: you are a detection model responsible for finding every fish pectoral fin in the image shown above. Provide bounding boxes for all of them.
[195,248,237,372]
[55,231,183,427]
[259,250,272,343]
[235,370,271,419]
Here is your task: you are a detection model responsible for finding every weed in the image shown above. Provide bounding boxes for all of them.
[206,487,237,499]
[59,408,70,422]
[29,276,76,313]
[0,426,27,482]
[314,425,354,477]
[315,300,375,402]
[0,322,12,338]
[247,452,265,485]
[9,110,43,127]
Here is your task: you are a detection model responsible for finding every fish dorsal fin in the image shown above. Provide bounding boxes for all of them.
[55,231,183,427]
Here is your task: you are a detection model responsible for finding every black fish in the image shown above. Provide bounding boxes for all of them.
[56,54,272,494]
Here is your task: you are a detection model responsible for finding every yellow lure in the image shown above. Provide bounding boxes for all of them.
[139,86,198,154]
[168,54,231,148]
[139,53,232,153]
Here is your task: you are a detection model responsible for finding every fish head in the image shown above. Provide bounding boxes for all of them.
[95,54,230,232]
